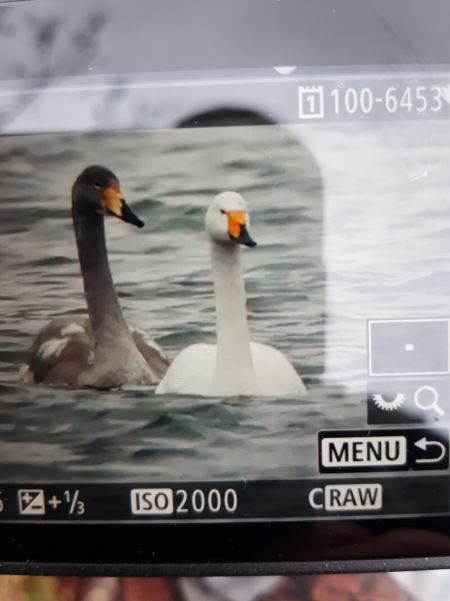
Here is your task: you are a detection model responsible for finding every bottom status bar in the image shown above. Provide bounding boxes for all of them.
[0,477,448,522]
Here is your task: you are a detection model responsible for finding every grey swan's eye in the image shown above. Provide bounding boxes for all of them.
[93,183,102,190]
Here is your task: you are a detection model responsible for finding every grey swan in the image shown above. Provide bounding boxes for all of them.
[20,165,168,389]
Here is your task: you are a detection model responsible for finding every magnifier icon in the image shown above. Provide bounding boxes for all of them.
[414,386,446,417]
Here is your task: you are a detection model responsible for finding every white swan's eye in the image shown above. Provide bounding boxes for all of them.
[220,209,225,215]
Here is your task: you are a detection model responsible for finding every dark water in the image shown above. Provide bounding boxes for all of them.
[1,121,448,481]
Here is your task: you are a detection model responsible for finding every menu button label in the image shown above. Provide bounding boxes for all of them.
[319,429,449,473]
[321,436,407,468]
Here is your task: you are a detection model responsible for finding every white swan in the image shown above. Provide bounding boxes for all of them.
[156,191,306,397]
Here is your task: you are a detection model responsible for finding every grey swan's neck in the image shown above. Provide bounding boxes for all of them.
[72,206,152,387]
[72,208,128,341]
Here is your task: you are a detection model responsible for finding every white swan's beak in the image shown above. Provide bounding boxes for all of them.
[227,211,257,248]
[102,186,144,228]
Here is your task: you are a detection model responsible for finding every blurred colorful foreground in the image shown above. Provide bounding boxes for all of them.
[0,573,416,601]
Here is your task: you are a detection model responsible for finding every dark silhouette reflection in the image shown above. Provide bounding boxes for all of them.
[176,107,326,383]
[0,4,107,80]
[178,108,281,128]
[0,4,108,131]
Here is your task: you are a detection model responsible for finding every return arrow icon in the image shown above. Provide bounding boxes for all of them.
[414,437,447,464]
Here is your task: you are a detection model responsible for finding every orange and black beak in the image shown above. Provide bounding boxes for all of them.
[102,185,144,228]
[227,211,257,248]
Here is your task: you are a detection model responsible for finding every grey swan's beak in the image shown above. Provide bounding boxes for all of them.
[120,200,145,228]
[102,186,145,228]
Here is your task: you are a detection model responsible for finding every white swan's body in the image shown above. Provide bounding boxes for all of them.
[156,191,305,397]
[155,342,305,396]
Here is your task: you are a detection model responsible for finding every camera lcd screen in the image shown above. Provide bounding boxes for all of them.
[2,0,450,573]
[1,68,450,530]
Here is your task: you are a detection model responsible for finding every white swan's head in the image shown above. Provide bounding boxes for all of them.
[205,191,257,248]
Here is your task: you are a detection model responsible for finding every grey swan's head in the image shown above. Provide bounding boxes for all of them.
[72,165,144,228]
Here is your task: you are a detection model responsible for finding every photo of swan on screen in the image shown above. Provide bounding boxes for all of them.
[1,117,450,482]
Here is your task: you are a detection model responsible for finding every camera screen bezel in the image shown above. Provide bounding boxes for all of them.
[2,0,450,575]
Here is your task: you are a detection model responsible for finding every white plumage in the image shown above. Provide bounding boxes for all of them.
[156,342,305,397]
[156,192,305,398]
[37,337,71,360]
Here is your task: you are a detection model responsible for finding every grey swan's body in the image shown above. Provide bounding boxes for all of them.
[21,166,168,389]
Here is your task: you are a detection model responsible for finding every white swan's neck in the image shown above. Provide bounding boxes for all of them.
[210,240,257,395]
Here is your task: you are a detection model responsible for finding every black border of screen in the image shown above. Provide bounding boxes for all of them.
[2,517,450,574]
[3,0,450,575]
